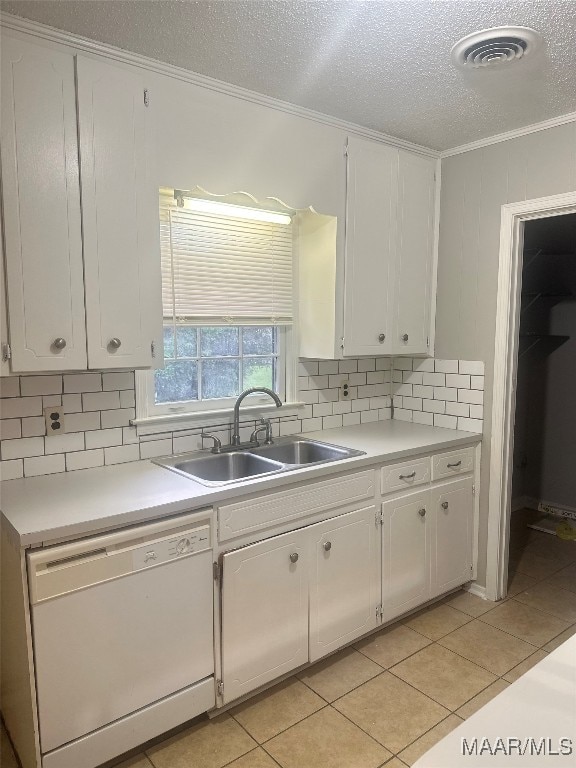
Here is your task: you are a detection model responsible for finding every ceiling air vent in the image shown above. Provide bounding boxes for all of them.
[451,26,542,69]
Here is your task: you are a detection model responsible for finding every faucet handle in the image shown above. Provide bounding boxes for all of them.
[250,419,272,445]
[201,432,222,454]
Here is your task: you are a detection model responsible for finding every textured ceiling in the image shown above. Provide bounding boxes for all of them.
[2,0,576,150]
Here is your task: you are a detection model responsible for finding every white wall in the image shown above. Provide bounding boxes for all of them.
[436,123,576,585]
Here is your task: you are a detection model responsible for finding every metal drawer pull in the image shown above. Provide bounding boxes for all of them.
[323,541,332,551]
[441,501,449,509]
[418,508,426,517]
[289,552,299,563]
[401,333,409,342]
[378,333,386,342]
[53,338,67,350]
[109,337,122,350]
[447,461,462,468]
[399,471,416,479]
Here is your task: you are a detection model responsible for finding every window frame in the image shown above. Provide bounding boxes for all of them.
[135,324,299,432]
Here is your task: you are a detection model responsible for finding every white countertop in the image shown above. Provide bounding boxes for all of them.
[0,421,481,547]
[413,634,576,767]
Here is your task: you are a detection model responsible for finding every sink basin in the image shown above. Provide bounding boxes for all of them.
[165,451,284,485]
[251,439,362,465]
[154,437,366,486]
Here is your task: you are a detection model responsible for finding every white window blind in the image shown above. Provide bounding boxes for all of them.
[160,195,294,325]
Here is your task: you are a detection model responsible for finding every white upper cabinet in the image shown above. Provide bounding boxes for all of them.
[0,34,162,373]
[392,151,436,354]
[77,56,161,369]
[1,36,87,371]
[343,138,397,356]
[299,136,437,359]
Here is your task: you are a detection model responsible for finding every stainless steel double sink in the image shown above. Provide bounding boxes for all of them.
[154,437,366,486]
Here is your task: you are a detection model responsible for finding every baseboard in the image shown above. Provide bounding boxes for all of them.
[464,582,488,600]
[511,495,538,513]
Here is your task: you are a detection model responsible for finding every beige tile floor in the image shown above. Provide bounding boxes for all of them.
[2,523,574,768]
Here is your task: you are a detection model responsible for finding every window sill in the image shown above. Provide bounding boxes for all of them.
[132,401,306,436]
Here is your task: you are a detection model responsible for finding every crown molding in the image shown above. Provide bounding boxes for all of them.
[0,12,440,159]
[441,110,576,158]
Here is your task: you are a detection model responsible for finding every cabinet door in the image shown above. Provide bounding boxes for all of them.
[221,530,308,703]
[382,489,431,621]
[431,478,473,596]
[1,36,87,371]
[309,506,380,662]
[343,137,397,356]
[392,151,436,355]
[77,56,162,369]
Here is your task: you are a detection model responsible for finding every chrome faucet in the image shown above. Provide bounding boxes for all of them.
[232,387,282,446]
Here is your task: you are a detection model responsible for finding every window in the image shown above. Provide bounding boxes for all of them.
[137,190,296,422]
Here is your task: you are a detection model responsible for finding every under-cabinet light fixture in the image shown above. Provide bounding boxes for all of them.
[177,195,292,225]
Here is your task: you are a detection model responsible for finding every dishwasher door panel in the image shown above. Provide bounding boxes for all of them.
[32,549,214,753]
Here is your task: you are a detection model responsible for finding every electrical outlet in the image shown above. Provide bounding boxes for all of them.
[44,406,66,435]
[340,378,350,398]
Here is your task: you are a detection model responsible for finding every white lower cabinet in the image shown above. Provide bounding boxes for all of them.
[309,506,379,662]
[382,489,431,621]
[382,477,474,623]
[220,505,380,702]
[220,529,309,704]
[431,477,474,596]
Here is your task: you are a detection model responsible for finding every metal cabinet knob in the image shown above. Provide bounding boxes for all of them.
[53,338,67,350]
[289,552,299,563]
[378,333,386,343]
[401,333,409,342]
[441,501,449,510]
[418,508,426,517]
[323,541,332,551]
[108,338,122,350]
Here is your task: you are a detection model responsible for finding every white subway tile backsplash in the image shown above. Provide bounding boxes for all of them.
[279,419,301,436]
[349,372,367,386]
[20,375,62,397]
[2,436,44,460]
[360,410,379,423]
[433,387,457,402]
[0,458,24,480]
[100,408,135,428]
[358,358,376,372]
[471,376,485,390]
[423,399,445,414]
[62,393,83,413]
[333,400,352,414]
[21,416,46,437]
[342,412,361,426]
[394,358,412,371]
[172,433,202,453]
[103,372,134,391]
[0,396,43,418]
[83,391,121,412]
[412,410,434,426]
[318,388,339,403]
[312,402,332,417]
[66,449,104,471]
[104,444,140,465]
[45,432,84,455]
[457,417,483,433]
[299,360,318,376]
[122,426,139,444]
[434,414,458,429]
[140,438,173,459]
[375,358,391,371]
[43,395,62,408]
[434,359,459,374]
[469,404,484,419]
[458,388,484,405]
[459,360,484,375]
[402,397,422,411]
[308,375,329,390]
[64,373,102,393]
[323,414,343,429]
[403,371,423,385]
[422,372,445,387]
[298,376,309,391]
[0,377,20,398]
[318,361,338,375]
[339,359,358,373]
[300,390,319,405]
[119,389,136,408]
[24,454,65,477]
[394,409,413,422]
[395,383,413,396]
[1,419,22,439]
[445,402,470,417]
[351,398,370,412]
[412,358,434,372]
[85,428,123,449]
[413,384,433,399]
[65,411,101,432]
[446,373,470,389]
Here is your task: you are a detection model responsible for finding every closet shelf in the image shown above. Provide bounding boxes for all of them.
[520,292,575,313]
[518,333,570,357]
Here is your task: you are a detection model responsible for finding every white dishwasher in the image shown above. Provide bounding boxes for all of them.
[27,511,215,768]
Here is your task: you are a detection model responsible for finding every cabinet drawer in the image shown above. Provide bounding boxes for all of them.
[218,470,375,542]
[382,458,430,493]
[432,447,474,480]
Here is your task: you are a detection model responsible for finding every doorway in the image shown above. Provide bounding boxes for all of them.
[507,214,576,590]
[486,191,576,602]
